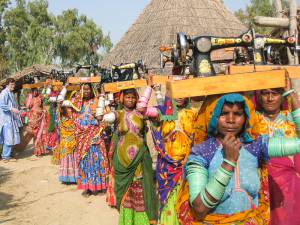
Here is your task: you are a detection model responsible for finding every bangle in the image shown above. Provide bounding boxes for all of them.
[219,166,233,176]
[282,89,295,97]
[200,191,218,208]
[214,168,232,186]
[223,159,237,168]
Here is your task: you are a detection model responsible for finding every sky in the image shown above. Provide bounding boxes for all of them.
[42,0,298,45]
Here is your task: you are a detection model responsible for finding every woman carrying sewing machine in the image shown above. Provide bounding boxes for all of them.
[66,83,108,196]
[176,89,300,225]
[251,74,300,225]
[26,88,48,157]
[138,75,198,225]
[96,88,158,225]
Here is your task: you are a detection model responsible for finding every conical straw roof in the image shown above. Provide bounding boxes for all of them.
[101,0,247,69]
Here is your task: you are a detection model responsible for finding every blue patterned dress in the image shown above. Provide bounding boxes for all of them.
[75,101,108,191]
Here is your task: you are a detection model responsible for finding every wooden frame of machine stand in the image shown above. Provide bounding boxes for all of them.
[165,70,286,99]
[226,65,300,78]
[103,75,172,93]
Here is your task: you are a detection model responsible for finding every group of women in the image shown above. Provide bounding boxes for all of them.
[21,72,300,225]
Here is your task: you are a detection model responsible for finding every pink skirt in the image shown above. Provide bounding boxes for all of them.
[59,152,78,183]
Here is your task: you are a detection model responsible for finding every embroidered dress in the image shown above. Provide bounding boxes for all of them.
[152,107,197,225]
[75,100,108,191]
[252,110,300,225]
[113,109,157,225]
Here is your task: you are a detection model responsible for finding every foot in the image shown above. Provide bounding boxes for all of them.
[3,159,9,163]
[8,158,17,162]
[81,190,92,198]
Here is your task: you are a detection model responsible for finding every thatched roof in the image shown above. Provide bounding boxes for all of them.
[101,0,247,69]
[0,64,61,89]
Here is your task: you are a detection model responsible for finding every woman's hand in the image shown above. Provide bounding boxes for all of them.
[284,69,300,110]
[220,133,241,163]
[146,75,154,87]
[284,70,292,92]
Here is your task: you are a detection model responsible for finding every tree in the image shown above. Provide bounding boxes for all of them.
[0,0,113,76]
[26,0,55,65]
[53,9,112,67]
[4,0,30,71]
[235,0,289,34]
[0,0,10,78]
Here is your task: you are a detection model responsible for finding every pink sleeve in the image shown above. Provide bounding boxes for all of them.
[137,86,152,110]
[144,106,158,118]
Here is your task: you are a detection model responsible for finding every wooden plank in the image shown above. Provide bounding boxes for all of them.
[52,81,63,86]
[66,85,80,91]
[103,80,147,93]
[166,70,286,98]
[227,65,300,78]
[22,83,44,89]
[68,77,101,84]
[150,75,170,84]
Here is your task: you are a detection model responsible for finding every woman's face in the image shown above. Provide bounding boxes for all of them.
[123,93,137,109]
[260,89,281,114]
[66,107,73,118]
[175,98,187,107]
[83,84,92,99]
[217,103,246,138]
[33,89,39,97]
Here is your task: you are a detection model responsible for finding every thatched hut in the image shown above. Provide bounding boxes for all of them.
[101,0,247,70]
[0,64,61,90]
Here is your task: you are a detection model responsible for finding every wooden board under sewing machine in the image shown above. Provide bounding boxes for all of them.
[22,83,44,89]
[22,80,63,89]
[66,85,80,91]
[166,70,286,99]
[68,77,101,84]
[103,80,147,93]
[226,65,300,78]
[103,75,171,93]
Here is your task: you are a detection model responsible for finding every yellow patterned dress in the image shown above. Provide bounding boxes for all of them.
[154,108,198,225]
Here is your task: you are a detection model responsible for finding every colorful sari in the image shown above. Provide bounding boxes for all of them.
[176,94,270,225]
[75,100,108,191]
[42,91,59,153]
[27,93,48,156]
[252,110,300,225]
[152,105,197,225]
[53,108,78,183]
[113,109,158,225]
[106,133,116,207]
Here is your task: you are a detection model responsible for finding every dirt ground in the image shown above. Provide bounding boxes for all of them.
[0,144,118,225]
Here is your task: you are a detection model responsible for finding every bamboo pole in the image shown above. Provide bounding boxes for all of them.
[288,0,299,65]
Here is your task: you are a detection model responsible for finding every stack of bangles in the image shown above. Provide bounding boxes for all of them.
[187,159,236,209]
